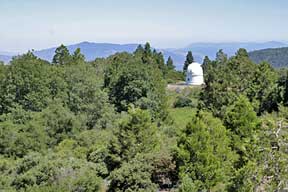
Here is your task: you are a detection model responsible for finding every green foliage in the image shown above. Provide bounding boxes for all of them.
[165,70,185,84]
[108,157,157,192]
[141,42,152,64]
[183,51,194,72]
[104,52,167,120]
[39,102,80,146]
[176,111,237,191]
[224,95,260,137]
[0,118,47,157]
[257,108,288,191]
[173,96,193,108]
[0,52,51,113]
[52,44,71,65]
[165,55,185,82]
[202,55,211,74]
[229,161,260,192]
[153,51,166,73]
[10,152,105,191]
[200,48,278,117]
[168,107,197,130]
[106,108,160,191]
[249,47,288,68]
[224,95,260,166]
[216,49,228,63]
[150,141,177,189]
[224,96,262,191]
[166,56,175,70]
[106,108,159,171]
[72,48,85,63]
[134,44,144,55]
[2,42,288,191]
[278,69,288,107]
[63,63,115,129]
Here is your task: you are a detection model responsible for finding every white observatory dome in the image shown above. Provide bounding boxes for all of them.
[186,62,204,85]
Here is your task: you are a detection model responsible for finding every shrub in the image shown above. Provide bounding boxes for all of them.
[173,96,193,108]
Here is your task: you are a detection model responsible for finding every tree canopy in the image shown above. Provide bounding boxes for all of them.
[1,44,288,191]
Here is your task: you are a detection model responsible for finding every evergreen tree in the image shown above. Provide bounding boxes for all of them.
[134,44,144,55]
[106,108,160,191]
[202,56,211,74]
[109,157,157,192]
[284,72,288,106]
[224,95,260,164]
[200,48,277,117]
[72,48,85,63]
[251,62,279,114]
[142,42,152,64]
[154,52,166,72]
[106,108,159,171]
[144,42,152,56]
[279,69,288,106]
[216,49,227,63]
[166,56,175,70]
[236,48,249,58]
[52,44,71,65]
[183,51,194,72]
[176,111,237,191]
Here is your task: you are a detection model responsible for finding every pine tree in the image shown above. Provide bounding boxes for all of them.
[236,48,249,59]
[166,56,175,70]
[202,56,211,74]
[183,51,194,72]
[155,52,166,72]
[72,48,85,63]
[224,95,260,167]
[52,44,71,65]
[144,42,152,56]
[283,70,288,106]
[215,49,227,63]
[134,44,144,55]
[142,42,152,64]
[176,111,237,191]
[106,108,159,171]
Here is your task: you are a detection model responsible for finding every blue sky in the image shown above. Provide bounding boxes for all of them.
[1,0,288,52]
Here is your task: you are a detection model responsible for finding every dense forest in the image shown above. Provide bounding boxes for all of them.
[0,43,288,191]
[249,47,288,68]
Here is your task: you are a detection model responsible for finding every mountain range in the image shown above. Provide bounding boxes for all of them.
[1,41,287,70]
[249,47,288,68]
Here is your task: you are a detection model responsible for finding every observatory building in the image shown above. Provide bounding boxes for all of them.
[186,62,204,85]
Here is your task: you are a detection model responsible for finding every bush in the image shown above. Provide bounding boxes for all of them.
[109,158,157,192]
[173,96,193,108]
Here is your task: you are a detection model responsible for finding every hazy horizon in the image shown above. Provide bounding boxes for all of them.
[1,0,288,52]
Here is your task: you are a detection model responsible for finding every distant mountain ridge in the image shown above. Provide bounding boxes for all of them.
[249,47,288,68]
[1,41,287,70]
[33,42,140,61]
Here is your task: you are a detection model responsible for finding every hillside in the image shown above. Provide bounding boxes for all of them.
[0,41,287,70]
[33,42,140,61]
[1,46,288,191]
[182,41,286,59]
[249,47,288,68]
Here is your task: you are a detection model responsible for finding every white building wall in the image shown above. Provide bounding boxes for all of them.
[186,62,204,85]
[186,74,204,85]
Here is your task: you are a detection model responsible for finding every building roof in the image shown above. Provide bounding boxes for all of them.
[187,62,203,76]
